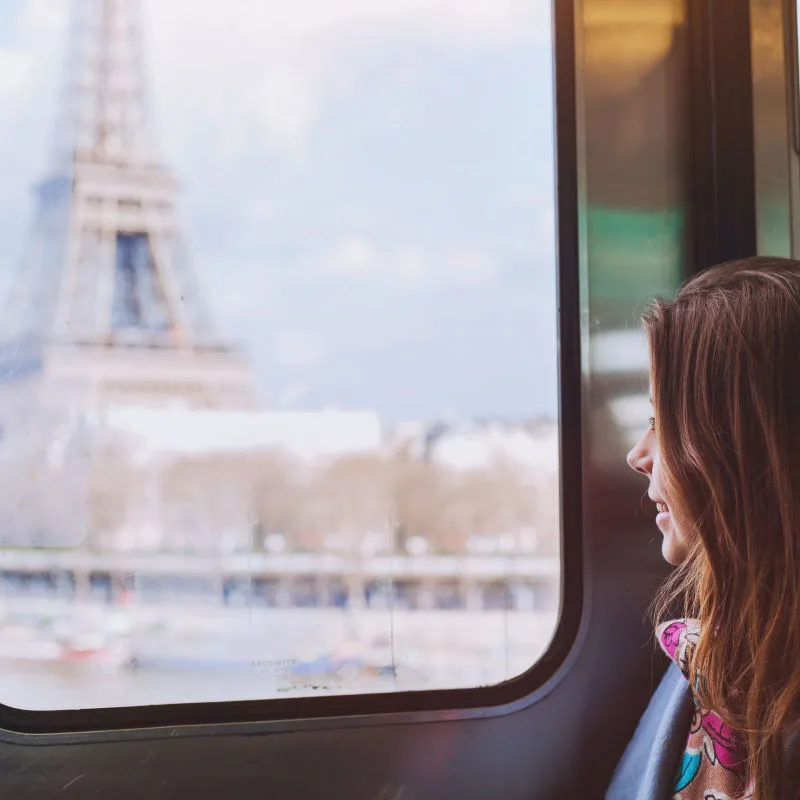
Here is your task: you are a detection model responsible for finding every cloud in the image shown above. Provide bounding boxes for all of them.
[273,331,324,367]
[0,49,30,96]
[1,0,67,82]
[319,236,502,289]
[277,384,313,409]
[243,199,275,225]
[144,0,547,159]
[198,257,272,331]
[441,250,502,285]
[0,2,67,195]
[15,0,67,35]
[322,237,377,277]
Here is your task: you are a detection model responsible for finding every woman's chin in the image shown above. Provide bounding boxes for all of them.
[661,535,688,566]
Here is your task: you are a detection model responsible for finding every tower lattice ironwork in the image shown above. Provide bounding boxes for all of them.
[1,0,255,411]
[0,0,258,547]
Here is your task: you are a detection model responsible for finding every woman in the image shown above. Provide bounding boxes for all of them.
[607,257,800,800]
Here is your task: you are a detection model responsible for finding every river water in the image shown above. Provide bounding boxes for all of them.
[0,605,559,711]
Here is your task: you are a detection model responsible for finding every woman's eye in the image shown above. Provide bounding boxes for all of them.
[648,416,656,431]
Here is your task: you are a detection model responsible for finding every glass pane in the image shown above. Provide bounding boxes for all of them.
[0,0,558,710]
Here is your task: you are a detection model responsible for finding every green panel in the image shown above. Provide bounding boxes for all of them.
[757,197,792,257]
[587,206,685,326]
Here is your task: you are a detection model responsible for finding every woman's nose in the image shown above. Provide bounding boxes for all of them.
[626,435,653,475]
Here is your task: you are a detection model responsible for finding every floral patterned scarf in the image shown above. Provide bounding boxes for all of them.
[657,619,754,800]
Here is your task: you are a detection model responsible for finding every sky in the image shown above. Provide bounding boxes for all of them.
[0,0,557,425]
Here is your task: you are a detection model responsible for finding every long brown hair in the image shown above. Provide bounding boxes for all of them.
[644,256,800,800]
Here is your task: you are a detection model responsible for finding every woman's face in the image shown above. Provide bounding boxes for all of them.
[626,401,692,565]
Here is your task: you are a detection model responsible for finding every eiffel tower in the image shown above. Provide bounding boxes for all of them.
[2,0,256,409]
[0,0,257,546]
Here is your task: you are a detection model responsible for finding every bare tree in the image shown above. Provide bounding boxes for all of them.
[22,420,562,558]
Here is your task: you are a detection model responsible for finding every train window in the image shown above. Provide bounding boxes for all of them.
[0,0,561,717]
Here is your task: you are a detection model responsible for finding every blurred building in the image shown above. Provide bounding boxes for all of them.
[426,419,558,475]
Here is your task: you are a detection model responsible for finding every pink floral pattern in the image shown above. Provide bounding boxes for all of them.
[656,619,752,800]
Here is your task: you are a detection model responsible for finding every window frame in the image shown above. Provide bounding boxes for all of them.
[0,0,584,738]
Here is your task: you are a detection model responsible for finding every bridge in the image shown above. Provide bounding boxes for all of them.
[0,550,560,612]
